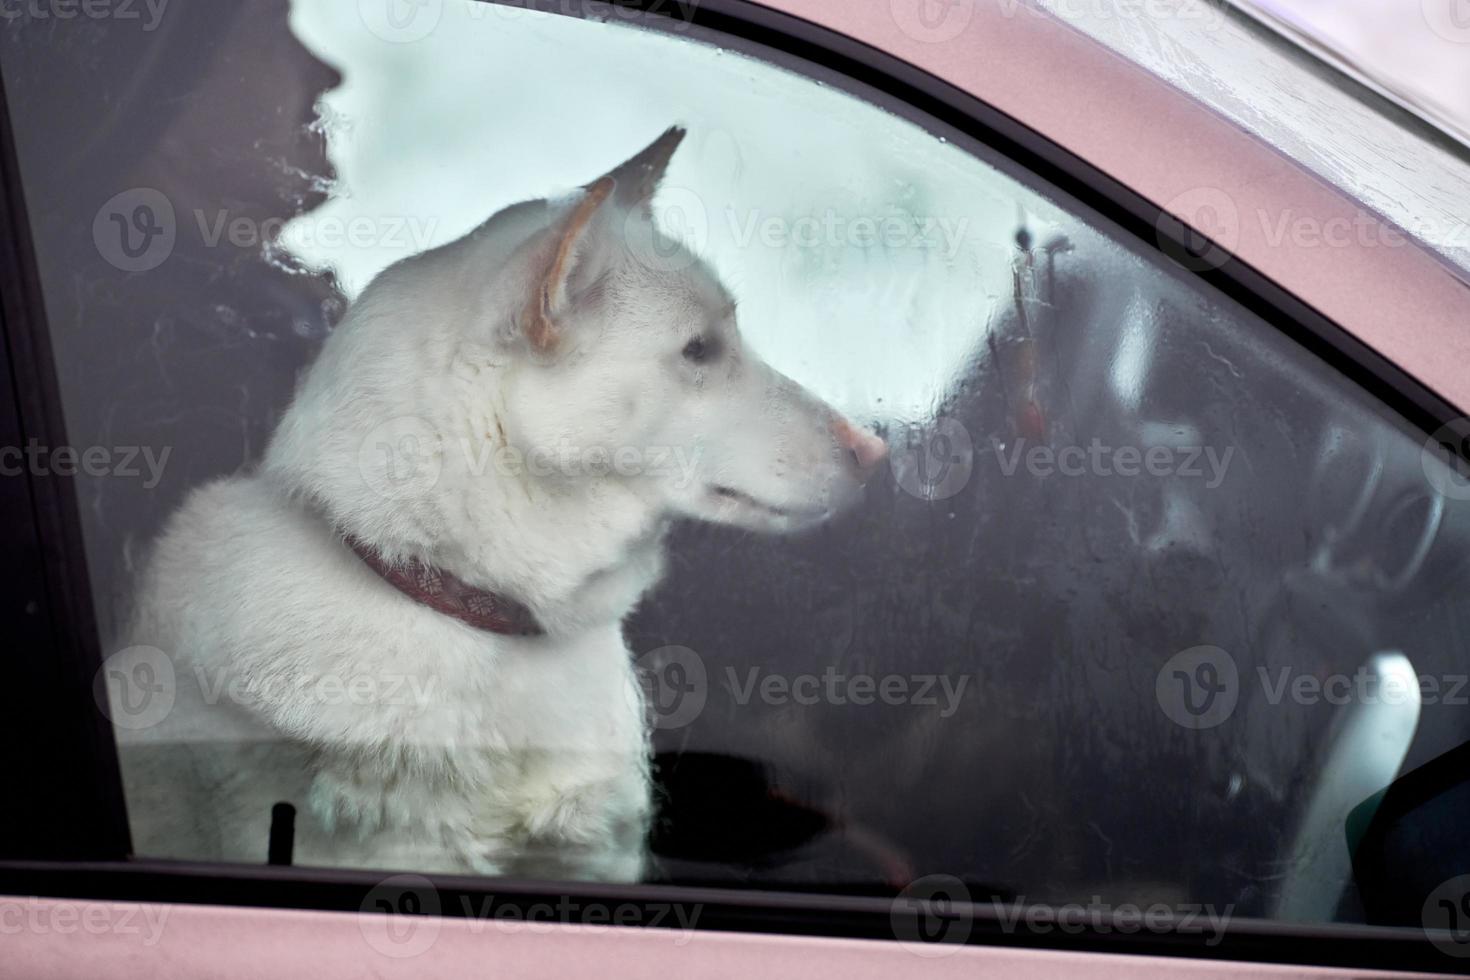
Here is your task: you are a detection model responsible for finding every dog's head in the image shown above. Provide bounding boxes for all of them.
[270,128,884,553]
[477,126,886,534]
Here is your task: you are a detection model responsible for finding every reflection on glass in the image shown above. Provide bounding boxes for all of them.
[3,0,1467,930]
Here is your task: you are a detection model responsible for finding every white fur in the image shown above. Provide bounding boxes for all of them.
[115,128,883,881]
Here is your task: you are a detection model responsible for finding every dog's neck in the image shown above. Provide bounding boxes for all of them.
[438,475,672,636]
[271,423,672,638]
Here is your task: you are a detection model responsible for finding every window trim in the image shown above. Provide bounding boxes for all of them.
[0,859,1461,973]
[0,0,1464,969]
[0,62,131,863]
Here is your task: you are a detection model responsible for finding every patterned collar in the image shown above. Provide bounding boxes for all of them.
[343,535,544,637]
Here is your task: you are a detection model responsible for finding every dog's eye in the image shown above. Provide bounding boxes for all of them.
[682,337,711,363]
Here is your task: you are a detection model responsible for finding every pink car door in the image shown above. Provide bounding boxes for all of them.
[2,1,1468,977]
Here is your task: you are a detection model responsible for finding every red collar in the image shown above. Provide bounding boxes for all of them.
[344,535,545,637]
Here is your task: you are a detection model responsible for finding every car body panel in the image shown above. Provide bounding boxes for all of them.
[0,896,1449,980]
[1,3,1464,977]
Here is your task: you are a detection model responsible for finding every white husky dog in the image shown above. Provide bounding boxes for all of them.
[113,127,886,882]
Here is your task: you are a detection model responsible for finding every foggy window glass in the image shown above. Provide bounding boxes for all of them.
[4,0,1468,938]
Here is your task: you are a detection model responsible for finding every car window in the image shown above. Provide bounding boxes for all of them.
[3,0,1468,952]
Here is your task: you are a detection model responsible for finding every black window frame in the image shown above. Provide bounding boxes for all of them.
[0,0,1464,971]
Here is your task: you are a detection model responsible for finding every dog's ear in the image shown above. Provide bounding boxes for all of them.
[519,127,686,352]
[522,176,615,352]
[600,125,686,211]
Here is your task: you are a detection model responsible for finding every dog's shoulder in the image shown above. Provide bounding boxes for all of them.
[132,475,357,665]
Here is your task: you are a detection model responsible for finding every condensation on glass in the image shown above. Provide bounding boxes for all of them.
[3,0,1468,930]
